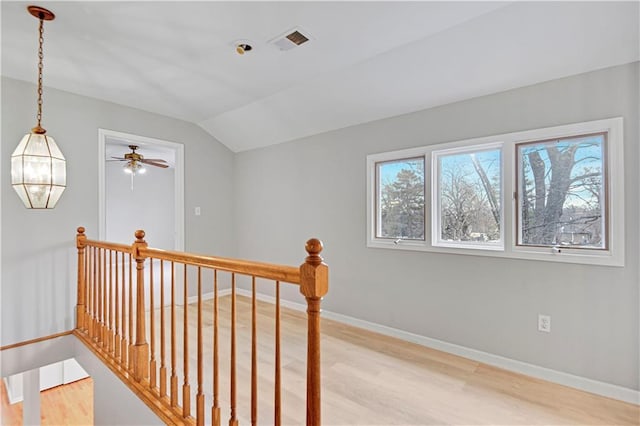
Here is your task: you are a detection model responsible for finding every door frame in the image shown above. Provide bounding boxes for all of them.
[98,128,185,251]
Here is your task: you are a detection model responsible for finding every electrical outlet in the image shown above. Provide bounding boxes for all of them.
[195,207,201,216]
[538,314,551,333]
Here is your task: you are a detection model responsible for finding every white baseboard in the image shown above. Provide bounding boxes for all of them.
[221,288,638,405]
[186,289,231,305]
[3,377,21,404]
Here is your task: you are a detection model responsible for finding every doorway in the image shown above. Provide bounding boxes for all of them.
[98,129,184,251]
[98,129,185,307]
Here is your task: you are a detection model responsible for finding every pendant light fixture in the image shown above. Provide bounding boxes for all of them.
[11,5,66,209]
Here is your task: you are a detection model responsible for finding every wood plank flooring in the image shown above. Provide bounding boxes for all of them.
[149,294,639,425]
[0,378,93,425]
[3,294,638,425]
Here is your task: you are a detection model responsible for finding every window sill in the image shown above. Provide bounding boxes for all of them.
[367,239,624,267]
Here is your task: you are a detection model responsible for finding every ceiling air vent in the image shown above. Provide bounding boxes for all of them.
[270,27,311,51]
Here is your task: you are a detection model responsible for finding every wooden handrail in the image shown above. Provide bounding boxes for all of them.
[74,227,328,425]
[83,239,133,252]
[140,247,301,284]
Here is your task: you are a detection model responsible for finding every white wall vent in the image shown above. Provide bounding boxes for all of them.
[270,27,311,51]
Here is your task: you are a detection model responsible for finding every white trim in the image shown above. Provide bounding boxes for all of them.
[217,289,639,405]
[98,129,185,251]
[366,117,625,266]
[3,377,21,404]
[186,288,231,305]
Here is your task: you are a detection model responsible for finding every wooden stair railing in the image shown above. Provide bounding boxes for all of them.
[74,227,328,425]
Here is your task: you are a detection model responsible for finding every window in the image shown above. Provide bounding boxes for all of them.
[366,118,624,266]
[433,144,502,250]
[376,157,425,240]
[517,133,606,250]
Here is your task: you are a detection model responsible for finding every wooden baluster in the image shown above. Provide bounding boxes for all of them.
[150,258,156,390]
[160,259,167,398]
[100,248,106,346]
[212,269,220,426]
[94,247,99,342]
[229,273,238,426]
[128,252,134,372]
[274,281,281,426]
[85,246,91,336]
[133,230,149,382]
[121,252,128,365]
[104,249,109,349]
[251,276,258,426]
[86,249,91,332]
[76,227,86,330]
[88,246,95,339]
[92,247,98,340]
[299,239,328,426]
[183,264,191,418]
[115,250,121,360]
[196,267,204,426]
[108,249,114,354]
[95,248,100,343]
[170,261,178,408]
[104,250,109,353]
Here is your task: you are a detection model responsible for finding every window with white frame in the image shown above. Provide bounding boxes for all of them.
[366,117,624,266]
[432,143,502,250]
[376,157,425,240]
[516,133,607,250]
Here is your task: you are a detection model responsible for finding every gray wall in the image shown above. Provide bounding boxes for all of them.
[74,339,164,426]
[234,62,639,390]
[106,160,175,250]
[1,76,235,346]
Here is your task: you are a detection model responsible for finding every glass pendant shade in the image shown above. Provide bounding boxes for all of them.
[11,132,66,208]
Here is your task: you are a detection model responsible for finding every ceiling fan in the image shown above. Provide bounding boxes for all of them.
[110,145,169,190]
[110,145,169,170]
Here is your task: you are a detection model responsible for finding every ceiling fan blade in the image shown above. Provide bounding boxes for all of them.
[141,160,169,168]
[142,158,168,163]
[111,156,127,160]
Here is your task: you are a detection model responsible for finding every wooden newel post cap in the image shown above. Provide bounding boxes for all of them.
[300,238,328,299]
[135,229,146,242]
[77,226,85,235]
[305,238,324,265]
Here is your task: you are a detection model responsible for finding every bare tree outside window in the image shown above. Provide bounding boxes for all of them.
[437,148,501,243]
[377,158,425,240]
[517,133,606,249]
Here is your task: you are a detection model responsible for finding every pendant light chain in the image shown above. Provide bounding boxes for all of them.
[36,17,45,129]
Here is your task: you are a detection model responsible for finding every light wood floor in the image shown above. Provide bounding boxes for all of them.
[4,294,638,425]
[150,295,639,425]
[0,377,93,425]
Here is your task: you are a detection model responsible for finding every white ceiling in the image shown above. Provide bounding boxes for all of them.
[2,1,638,152]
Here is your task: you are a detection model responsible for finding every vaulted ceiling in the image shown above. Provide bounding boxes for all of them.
[2,1,638,152]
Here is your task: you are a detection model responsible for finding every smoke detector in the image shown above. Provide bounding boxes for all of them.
[269,27,312,51]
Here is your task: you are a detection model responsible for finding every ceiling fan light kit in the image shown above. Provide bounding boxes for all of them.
[110,145,169,191]
[11,5,66,209]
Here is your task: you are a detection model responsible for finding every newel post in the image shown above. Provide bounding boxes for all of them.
[76,227,87,331]
[299,238,328,426]
[133,230,149,382]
